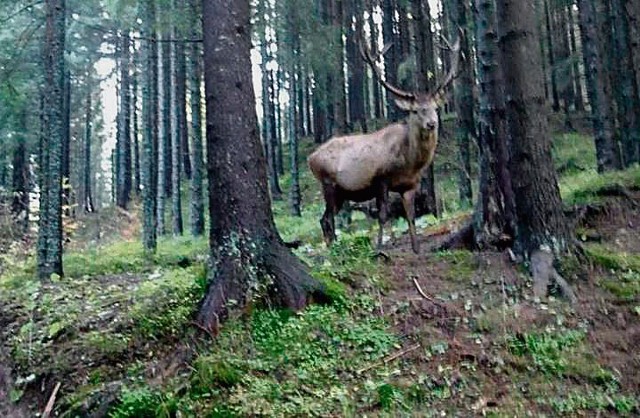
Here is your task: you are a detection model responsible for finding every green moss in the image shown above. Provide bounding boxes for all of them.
[585,245,640,271]
[434,250,477,282]
[507,329,586,376]
[560,165,640,205]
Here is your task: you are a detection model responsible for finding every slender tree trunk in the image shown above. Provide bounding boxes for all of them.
[175,2,192,181]
[39,0,66,279]
[12,111,30,233]
[157,31,169,235]
[171,16,184,236]
[289,69,302,216]
[382,0,399,121]
[347,0,367,133]
[555,0,575,128]
[567,4,585,111]
[413,0,438,216]
[577,0,622,171]
[62,68,71,217]
[368,0,384,120]
[497,0,571,255]
[141,0,158,253]
[83,89,95,212]
[198,0,325,333]
[117,32,132,209]
[37,91,49,275]
[189,0,205,237]
[451,0,474,207]
[132,49,141,196]
[544,0,561,111]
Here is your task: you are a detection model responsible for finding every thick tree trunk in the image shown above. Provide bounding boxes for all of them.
[577,0,622,171]
[609,0,640,166]
[141,0,158,254]
[471,0,517,249]
[199,0,325,333]
[497,0,571,255]
[39,0,66,279]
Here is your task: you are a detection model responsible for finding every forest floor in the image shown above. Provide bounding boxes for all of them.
[1,127,640,417]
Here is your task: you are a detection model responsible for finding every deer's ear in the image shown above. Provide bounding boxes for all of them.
[394,98,416,111]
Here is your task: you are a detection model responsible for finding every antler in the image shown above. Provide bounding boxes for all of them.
[358,36,416,101]
[431,28,463,102]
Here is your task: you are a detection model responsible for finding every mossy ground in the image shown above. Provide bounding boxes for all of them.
[1,122,639,416]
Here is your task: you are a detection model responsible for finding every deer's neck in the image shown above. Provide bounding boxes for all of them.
[406,120,438,169]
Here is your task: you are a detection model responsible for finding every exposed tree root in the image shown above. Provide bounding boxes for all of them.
[531,249,577,304]
[196,241,328,335]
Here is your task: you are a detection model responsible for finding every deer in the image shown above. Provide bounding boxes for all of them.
[308,33,461,254]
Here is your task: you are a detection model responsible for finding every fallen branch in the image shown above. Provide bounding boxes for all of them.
[42,381,61,418]
[357,343,421,374]
[413,277,436,302]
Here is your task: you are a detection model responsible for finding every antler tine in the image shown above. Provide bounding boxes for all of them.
[431,27,464,101]
[358,36,415,101]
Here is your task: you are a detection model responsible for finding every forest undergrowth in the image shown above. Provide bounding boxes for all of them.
[1,129,639,417]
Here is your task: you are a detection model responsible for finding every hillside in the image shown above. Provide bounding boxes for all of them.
[1,126,639,417]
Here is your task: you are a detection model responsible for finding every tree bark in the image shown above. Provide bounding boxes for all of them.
[199,0,325,333]
[12,111,30,233]
[83,89,95,213]
[171,10,184,236]
[39,0,66,279]
[141,0,158,254]
[544,0,561,111]
[497,0,571,255]
[157,30,169,235]
[117,32,132,209]
[577,0,622,171]
[567,4,585,112]
[471,0,517,248]
[189,0,205,237]
[450,0,475,207]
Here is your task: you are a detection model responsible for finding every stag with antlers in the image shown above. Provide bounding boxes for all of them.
[308,34,462,254]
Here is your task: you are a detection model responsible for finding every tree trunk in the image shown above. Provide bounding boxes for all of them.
[171,14,184,236]
[497,0,571,255]
[544,0,561,111]
[451,0,474,207]
[577,0,622,171]
[39,0,66,279]
[175,3,192,181]
[157,30,169,235]
[199,0,325,333]
[62,67,71,217]
[132,47,141,196]
[412,0,438,216]
[83,89,95,213]
[141,0,158,254]
[382,0,399,121]
[347,0,367,132]
[610,0,640,166]
[567,4,585,111]
[189,0,205,237]
[368,0,384,120]
[117,32,132,209]
[11,111,30,233]
[554,0,575,128]
[472,0,517,248]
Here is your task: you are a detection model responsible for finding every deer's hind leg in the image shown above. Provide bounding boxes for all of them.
[320,183,344,247]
